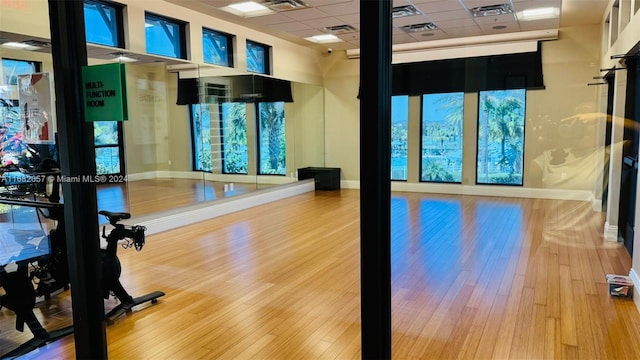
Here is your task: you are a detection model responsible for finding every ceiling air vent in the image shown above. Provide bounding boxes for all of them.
[469,3,513,17]
[401,22,438,32]
[263,0,306,11]
[23,39,51,48]
[322,24,357,34]
[392,5,419,18]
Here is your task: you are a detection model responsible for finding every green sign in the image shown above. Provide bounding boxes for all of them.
[81,63,128,121]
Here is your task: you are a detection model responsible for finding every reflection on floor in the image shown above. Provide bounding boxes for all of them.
[97,178,273,219]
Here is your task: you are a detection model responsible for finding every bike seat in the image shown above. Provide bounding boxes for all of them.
[98,210,131,223]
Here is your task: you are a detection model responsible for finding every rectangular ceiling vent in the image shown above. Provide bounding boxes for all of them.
[401,22,438,32]
[322,24,357,34]
[392,5,420,18]
[470,3,513,17]
[263,0,306,11]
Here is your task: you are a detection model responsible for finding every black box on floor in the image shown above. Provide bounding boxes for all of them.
[297,167,341,190]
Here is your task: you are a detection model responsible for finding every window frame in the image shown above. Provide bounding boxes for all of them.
[475,89,527,186]
[390,95,409,181]
[419,92,465,184]
[220,102,248,175]
[144,11,187,60]
[202,27,234,68]
[246,40,271,75]
[83,0,125,48]
[256,101,286,175]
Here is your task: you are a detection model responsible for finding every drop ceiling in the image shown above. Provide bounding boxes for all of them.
[164,0,608,51]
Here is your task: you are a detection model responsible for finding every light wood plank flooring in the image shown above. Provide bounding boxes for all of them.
[96,179,273,218]
[1,190,639,359]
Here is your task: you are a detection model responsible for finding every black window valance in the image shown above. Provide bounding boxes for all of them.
[392,42,544,95]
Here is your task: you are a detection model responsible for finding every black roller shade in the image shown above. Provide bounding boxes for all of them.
[176,78,199,105]
[392,42,545,95]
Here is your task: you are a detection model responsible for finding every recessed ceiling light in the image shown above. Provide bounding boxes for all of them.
[222,1,273,17]
[519,7,558,20]
[1,41,44,51]
[110,52,138,63]
[305,34,342,44]
[470,4,513,17]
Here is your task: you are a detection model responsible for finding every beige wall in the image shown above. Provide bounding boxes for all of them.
[321,24,604,192]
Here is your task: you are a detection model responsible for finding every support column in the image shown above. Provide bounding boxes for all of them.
[48,1,106,358]
[605,68,628,241]
[359,0,392,358]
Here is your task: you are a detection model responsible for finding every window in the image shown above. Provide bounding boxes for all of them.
[191,104,212,172]
[145,12,186,59]
[476,89,526,185]
[391,96,408,180]
[246,40,270,75]
[1,58,39,85]
[1,58,40,139]
[221,102,248,174]
[257,102,285,174]
[203,28,233,67]
[84,0,124,48]
[421,92,464,183]
[94,121,124,175]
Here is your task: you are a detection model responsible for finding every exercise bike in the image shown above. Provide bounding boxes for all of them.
[98,210,165,323]
[0,208,165,359]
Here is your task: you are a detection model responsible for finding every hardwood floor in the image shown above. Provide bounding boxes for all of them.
[1,190,639,359]
[96,178,273,219]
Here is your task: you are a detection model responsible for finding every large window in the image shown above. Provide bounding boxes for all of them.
[221,102,248,174]
[145,12,186,59]
[203,28,233,67]
[191,104,212,172]
[257,102,285,175]
[477,89,526,185]
[421,92,464,183]
[246,40,270,75]
[391,96,408,180]
[84,0,123,48]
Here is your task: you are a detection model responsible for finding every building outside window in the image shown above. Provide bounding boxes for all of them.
[191,104,212,172]
[145,12,186,59]
[421,92,464,183]
[84,0,123,48]
[257,102,285,174]
[476,89,526,185]
[221,102,248,174]
[391,95,408,181]
[246,40,270,75]
[203,28,233,67]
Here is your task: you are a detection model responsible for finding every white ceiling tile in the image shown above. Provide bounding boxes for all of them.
[269,21,313,32]
[441,25,483,36]
[472,13,517,24]
[280,7,330,21]
[303,0,352,7]
[315,1,359,16]
[246,13,294,26]
[335,13,360,24]
[392,33,416,44]
[393,0,412,6]
[408,29,449,41]
[423,9,472,21]
[435,17,478,28]
[393,14,433,27]
[304,16,351,29]
[289,29,324,38]
[413,1,466,13]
